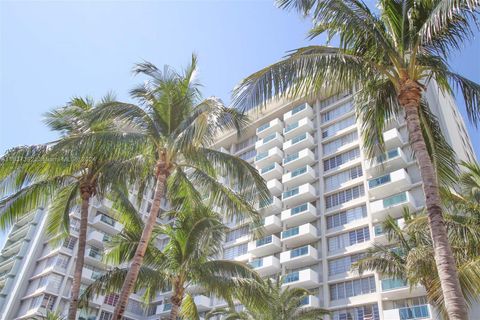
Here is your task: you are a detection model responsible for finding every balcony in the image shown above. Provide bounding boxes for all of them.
[370,191,416,221]
[282,268,319,289]
[81,267,103,283]
[383,304,432,320]
[250,255,281,276]
[256,118,283,139]
[91,213,122,234]
[280,245,318,268]
[258,196,283,215]
[254,147,283,168]
[366,147,409,176]
[255,132,284,153]
[194,295,211,311]
[282,165,316,189]
[248,234,282,257]
[283,117,314,140]
[383,128,406,150]
[368,168,411,199]
[86,230,110,248]
[89,295,105,307]
[283,132,315,155]
[283,148,316,171]
[298,295,320,309]
[281,223,318,247]
[84,247,104,267]
[261,215,282,234]
[283,103,313,124]
[156,302,173,315]
[382,278,408,292]
[281,203,317,228]
[259,162,283,181]
[267,179,283,196]
[282,183,316,208]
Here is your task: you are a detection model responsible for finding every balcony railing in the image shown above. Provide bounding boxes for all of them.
[291,245,309,258]
[383,192,408,207]
[368,173,392,189]
[99,214,115,226]
[291,203,308,215]
[284,271,300,283]
[256,235,273,247]
[262,132,277,144]
[285,121,299,133]
[284,152,299,164]
[398,305,430,320]
[381,278,408,291]
[255,151,268,162]
[283,187,299,199]
[292,104,306,115]
[250,259,263,268]
[282,226,299,239]
[261,163,275,174]
[291,166,307,178]
[257,122,270,133]
[291,132,307,145]
[376,148,400,163]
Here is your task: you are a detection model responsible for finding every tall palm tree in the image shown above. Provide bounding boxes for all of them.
[88,55,269,319]
[206,277,328,320]
[355,207,480,318]
[81,189,266,320]
[0,96,136,320]
[232,1,480,318]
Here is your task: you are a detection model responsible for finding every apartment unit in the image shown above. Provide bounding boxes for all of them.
[0,86,476,320]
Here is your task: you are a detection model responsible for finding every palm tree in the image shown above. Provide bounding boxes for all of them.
[206,277,328,320]
[354,208,480,318]
[0,96,136,320]
[81,189,266,320]
[232,1,480,318]
[87,55,269,319]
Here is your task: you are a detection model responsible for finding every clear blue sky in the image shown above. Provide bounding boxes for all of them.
[0,1,479,245]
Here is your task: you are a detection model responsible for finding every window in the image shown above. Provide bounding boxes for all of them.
[238,149,256,160]
[328,227,370,252]
[332,303,380,320]
[126,300,146,315]
[321,102,353,123]
[41,294,57,311]
[63,236,77,250]
[328,253,365,276]
[349,227,370,245]
[322,115,355,138]
[325,185,364,209]
[326,205,367,229]
[104,293,120,306]
[323,132,358,156]
[99,311,112,320]
[70,218,80,232]
[324,148,360,171]
[223,243,248,259]
[48,274,63,292]
[329,276,376,301]
[56,254,70,269]
[226,226,249,242]
[325,166,363,191]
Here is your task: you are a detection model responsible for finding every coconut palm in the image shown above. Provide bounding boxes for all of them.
[0,96,137,320]
[354,207,480,319]
[233,1,480,318]
[81,189,266,320]
[85,55,269,319]
[206,277,328,320]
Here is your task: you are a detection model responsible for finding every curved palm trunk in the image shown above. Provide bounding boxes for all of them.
[113,166,168,320]
[67,185,92,320]
[399,79,467,320]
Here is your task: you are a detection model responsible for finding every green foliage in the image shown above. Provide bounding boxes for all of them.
[80,190,265,317]
[206,277,328,320]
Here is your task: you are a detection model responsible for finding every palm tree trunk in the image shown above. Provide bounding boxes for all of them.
[399,79,468,320]
[67,184,92,320]
[113,164,169,320]
[169,299,182,320]
[169,281,184,320]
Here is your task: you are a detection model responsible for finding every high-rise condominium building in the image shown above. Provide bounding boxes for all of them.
[0,82,476,320]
